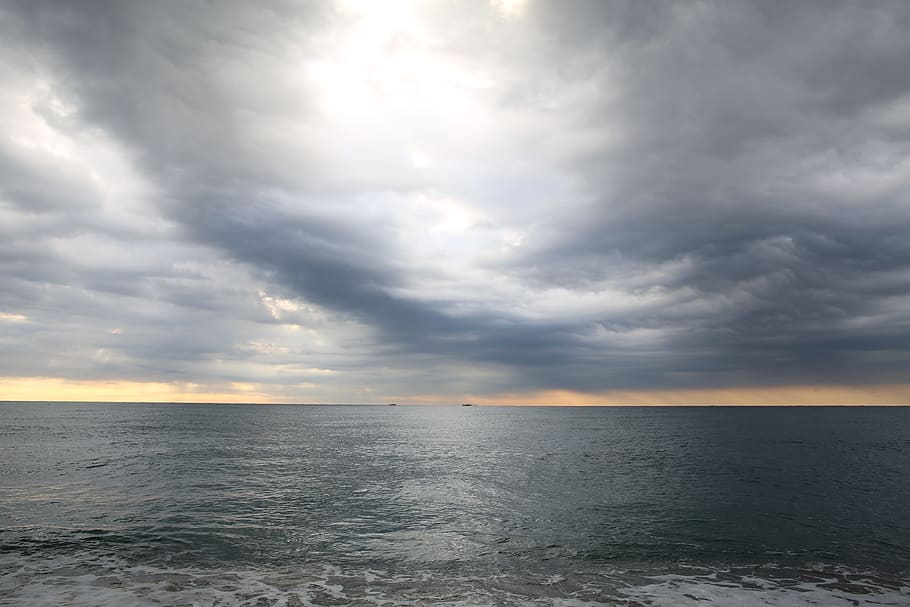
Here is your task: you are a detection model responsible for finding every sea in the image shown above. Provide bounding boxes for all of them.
[1,402,909,606]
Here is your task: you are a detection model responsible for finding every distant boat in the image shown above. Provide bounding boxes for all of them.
[388,403,398,406]
[461,403,473,407]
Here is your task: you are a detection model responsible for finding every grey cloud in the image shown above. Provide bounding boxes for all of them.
[3,0,910,398]
[502,1,910,388]
[3,1,486,365]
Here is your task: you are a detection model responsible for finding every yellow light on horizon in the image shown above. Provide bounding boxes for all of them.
[0,377,279,404]
[477,384,910,406]
[3,376,908,406]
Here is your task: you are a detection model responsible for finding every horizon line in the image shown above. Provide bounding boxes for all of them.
[2,400,907,407]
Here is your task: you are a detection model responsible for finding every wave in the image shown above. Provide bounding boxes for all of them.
[2,553,908,606]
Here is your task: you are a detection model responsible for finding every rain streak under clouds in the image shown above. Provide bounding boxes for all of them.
[2,1,910,404]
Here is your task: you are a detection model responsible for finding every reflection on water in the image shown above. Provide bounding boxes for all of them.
[1,403,910,604]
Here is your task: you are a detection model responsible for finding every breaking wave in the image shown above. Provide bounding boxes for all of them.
[2,553,907,606]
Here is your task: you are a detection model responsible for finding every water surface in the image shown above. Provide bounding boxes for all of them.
[1,403,908,605]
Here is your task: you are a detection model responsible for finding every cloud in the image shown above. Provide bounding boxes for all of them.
[499,0,910,387]
[2,0,910,402]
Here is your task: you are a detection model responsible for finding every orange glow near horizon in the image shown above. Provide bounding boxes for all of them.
[1,376,909,405]
[0,377,280,404]
[476,384,910,406]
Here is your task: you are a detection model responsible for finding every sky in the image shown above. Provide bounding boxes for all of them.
[2,0,910,405]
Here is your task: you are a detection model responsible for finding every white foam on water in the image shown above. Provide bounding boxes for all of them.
[618,570,910,607]
[2,554,908,607]
[0,554,534,607]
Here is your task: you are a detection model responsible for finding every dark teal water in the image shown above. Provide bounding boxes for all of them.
[1,403,909,605]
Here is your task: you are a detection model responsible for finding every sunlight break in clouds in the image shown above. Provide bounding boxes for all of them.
[491,0,527,19]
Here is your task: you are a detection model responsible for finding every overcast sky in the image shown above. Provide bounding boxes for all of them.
[2,0,910,404]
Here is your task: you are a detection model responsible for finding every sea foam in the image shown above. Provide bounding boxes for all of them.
[2,554,907,607]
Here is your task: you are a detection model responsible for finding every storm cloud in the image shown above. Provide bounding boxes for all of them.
[2,0,910,402]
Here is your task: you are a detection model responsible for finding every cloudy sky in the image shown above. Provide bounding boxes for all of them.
[2,0,910,404]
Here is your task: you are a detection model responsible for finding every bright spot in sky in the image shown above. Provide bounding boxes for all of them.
[414,193,479,233]
[0,312,28,323]
[491,0,527,18]
[258,290,300,321]
[410,150,431,169]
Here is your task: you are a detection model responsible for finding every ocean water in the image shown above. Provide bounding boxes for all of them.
[1,403,909,606]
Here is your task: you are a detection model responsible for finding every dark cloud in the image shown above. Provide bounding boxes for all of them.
[500,0,910,388]
[2,0,910,399]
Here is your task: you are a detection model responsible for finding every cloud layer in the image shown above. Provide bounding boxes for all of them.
[2,1,910,402]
